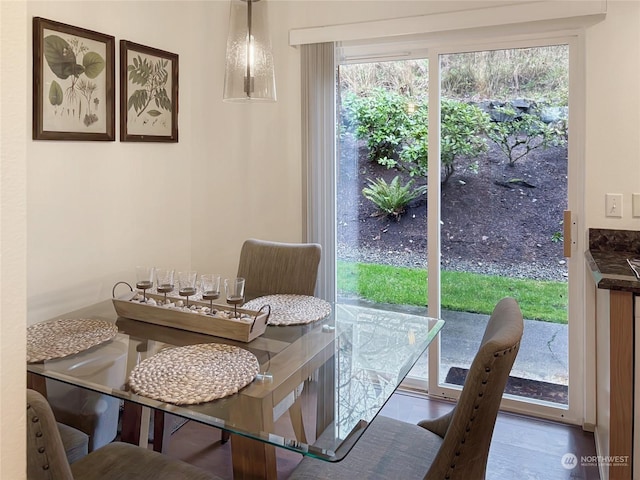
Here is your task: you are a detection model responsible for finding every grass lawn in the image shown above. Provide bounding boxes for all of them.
[337,261,568,324]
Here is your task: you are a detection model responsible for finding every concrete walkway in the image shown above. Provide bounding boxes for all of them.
[438,309,568,385]
[341,299,569,387]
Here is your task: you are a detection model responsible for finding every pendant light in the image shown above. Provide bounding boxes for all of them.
[223,0,276,102]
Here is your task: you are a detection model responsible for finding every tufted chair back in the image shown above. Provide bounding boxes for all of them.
[27,389,223,480]
[27,389,75,480]
[420,297,524,479]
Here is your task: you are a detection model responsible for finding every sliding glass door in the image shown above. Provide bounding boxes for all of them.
[331,34,583,423]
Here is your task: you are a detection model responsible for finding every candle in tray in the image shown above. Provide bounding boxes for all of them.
[135,266,156,303]
[178,271,198,308]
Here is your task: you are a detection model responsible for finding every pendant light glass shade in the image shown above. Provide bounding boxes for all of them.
[223,0,276,102]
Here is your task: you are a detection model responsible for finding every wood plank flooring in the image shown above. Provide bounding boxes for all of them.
[163,389,600,480]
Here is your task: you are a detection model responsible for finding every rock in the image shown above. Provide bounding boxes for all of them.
[540,105,568,124]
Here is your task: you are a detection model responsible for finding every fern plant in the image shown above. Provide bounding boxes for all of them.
[362,176,426,221]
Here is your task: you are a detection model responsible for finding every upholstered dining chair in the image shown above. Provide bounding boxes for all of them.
[236,238,322,302]
[288,297,524,480]
[217,238,322,444]
[27,389,222,480]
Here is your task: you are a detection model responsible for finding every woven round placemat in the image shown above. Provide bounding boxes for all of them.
[243,294,332,326]
[27,318,118,363]
[128,344,259,405]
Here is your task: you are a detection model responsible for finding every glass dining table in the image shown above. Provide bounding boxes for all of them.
[26,298,444,480]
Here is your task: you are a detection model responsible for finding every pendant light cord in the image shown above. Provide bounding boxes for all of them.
[245,0,253,96]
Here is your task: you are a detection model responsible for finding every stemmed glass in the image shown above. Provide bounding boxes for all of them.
[155,268,175,304]
[135,266,155,303]
[178,271,198,308]
[225,277,245,318]
[201,274,221,314]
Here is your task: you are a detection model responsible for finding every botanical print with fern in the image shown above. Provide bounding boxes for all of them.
[125,50,173,136]
[42,29,108,133]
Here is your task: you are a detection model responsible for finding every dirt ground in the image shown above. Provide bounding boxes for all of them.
[336,134,568,278]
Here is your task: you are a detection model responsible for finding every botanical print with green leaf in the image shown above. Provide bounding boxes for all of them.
[42,29,107,133]
[126,51,173,136]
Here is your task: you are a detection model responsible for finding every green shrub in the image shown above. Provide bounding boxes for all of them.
[362,176,426,220]
[440,100,491,181]
[345,88,409,165]
[399,99,490,183]
[486,104,567,166]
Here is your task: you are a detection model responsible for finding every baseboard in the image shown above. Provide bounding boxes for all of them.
[593,425,608,480]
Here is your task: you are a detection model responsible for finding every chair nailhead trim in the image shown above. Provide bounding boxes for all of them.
[447,346,504,478]
[27,403,50,474]
[444,339,522,479]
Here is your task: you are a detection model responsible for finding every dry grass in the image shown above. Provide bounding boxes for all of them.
[339,45,568,104]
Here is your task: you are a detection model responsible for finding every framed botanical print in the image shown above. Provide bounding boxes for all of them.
[32,17,115,141]
[120,40,179,142]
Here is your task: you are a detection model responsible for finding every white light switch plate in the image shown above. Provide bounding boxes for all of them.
[606,193,623,218]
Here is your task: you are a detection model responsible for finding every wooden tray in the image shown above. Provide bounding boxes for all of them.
[112,290,269,343]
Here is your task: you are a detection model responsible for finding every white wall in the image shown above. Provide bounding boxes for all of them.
[26,0,314,323]
[1,2,28,479]
[584,0,640,230]
[27,1,198,322]
[3,1,640,478]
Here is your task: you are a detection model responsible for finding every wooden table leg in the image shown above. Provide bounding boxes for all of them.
[27,372,47,397]
[229,393,278,480]
[230,434,278,480]
[315,356,335,438]
[153,410,170,452]
[120,401,142,445]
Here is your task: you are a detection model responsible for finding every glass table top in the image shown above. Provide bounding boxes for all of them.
[27,299,443,461]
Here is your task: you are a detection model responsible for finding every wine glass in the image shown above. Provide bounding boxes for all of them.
[155,268,175,304]
[178,271,197,308]
[201,274,221,313]
[135,266,155,303]
[225,277,245,318]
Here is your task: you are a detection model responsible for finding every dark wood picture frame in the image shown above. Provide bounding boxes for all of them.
[32,17,115,141]
[120,40,179,143]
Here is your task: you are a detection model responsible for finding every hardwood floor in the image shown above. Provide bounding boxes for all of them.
[163,389,600,480]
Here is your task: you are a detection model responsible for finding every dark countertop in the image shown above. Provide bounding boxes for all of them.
[586,228,640,293]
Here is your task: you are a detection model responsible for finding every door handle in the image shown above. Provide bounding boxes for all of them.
[563,210,571,258]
